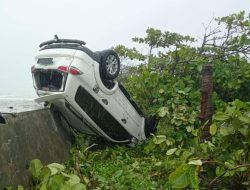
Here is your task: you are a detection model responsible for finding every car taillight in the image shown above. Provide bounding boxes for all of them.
[57,66,82,75]
[69,67,82,75]
[57,66,68,72]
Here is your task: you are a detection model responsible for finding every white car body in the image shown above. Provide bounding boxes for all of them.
[31,39,154,143]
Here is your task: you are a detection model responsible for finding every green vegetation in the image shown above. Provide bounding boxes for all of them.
[9,11,250,189]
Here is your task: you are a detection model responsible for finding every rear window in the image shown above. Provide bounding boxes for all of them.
[33,70,64,91]
[75,86,131,141]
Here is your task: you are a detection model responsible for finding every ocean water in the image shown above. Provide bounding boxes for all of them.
[0,96,43,113]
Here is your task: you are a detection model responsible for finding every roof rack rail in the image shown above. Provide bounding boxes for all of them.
[39,35,86,48]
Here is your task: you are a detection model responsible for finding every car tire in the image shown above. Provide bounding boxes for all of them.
[100,50,120,80]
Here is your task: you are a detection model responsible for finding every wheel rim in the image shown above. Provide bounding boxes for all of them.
[106,55,118,75]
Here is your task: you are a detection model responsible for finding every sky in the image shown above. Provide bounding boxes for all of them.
[0,0,249,98]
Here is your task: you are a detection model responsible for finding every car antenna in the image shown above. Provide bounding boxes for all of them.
[54,34,59,41]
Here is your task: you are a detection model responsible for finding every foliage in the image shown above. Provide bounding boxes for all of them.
[113,11,250,189]
[28,159,86,190]
[8,11,250,189]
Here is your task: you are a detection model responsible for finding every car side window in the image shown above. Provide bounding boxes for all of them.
[75,86,131,141]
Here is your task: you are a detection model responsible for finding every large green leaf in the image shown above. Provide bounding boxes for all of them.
[39,167,51,184]
[158,107,169,117]
[61,184,72,190]
[169,164,190,188]
[188,159,202,166]
[159,89,164,94]
[166,148,177,156]
[209,123,217,135]
[67,174,81,186]
[47,163,65,175]
[17,186,24,190]
[113,170,123,178]
[238,115,250,124]
[153,135,166,144]
[71,183,86,190]
[29,159,43,179]
[47,174,65,189]
[169,164,199,189]
[232,99,248,109]
[189,165,199,190]
[238,127,249,137]
[216,166,225,176]
[219,126,235,136]
[214,112,229,121]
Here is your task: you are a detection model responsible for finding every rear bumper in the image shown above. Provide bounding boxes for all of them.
[34,93,65,103]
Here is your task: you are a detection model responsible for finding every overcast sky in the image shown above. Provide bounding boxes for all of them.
[0,0,249,98]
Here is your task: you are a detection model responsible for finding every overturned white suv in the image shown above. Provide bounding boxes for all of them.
[31,36,157,143]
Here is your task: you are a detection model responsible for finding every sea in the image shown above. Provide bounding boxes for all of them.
[0,96,43,113]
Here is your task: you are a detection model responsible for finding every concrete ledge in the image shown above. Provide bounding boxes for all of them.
[0,109,72,188]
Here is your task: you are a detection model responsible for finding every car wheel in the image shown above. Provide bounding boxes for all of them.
[100,50,120,80]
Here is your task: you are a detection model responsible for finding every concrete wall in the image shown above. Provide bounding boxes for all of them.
[0,109,72,188]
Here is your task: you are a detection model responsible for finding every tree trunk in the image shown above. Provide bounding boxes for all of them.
[199,64,213,141]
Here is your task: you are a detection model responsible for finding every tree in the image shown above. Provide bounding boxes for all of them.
[114,11,250,189]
